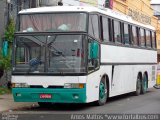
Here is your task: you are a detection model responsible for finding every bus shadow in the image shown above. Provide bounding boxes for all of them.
[23,103,94,112]
[108,90,154,102]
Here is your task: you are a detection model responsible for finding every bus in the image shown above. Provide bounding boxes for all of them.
[11,6,157,106]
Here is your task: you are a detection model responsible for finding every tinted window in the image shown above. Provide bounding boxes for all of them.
[102,17,109,42]
[19,13,87,32]
[146,30,151,48]
[89,15,99,39]
[131,26,138,46]
[124,23,129,45]
[152,31,156,49]
[136,27,140,46]
[108,19,113,42]
[113,20,121,43]
[140,28,145,47]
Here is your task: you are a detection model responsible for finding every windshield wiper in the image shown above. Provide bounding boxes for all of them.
[50,48,65,58]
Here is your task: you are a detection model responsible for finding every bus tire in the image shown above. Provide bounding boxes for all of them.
[96,78,107,106]
[141,74,147,94]
[135,75,141,96]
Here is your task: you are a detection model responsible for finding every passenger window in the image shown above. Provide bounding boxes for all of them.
[113,20,121,43]
[108,19,113,42]
[131,26,138,46]
[102,17,109,42]
[146,30,151,48]
[88,15,99,39]
[124,23,129,45]
[136,27,141,46]
[152,31,156,49]
[140,28,145,47]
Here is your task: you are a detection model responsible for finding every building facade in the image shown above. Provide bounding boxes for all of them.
[8,0,38,20]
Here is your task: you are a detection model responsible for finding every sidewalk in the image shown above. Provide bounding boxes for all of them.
[0,94,35,112]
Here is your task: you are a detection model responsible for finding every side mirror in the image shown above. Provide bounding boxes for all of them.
[90,41,99,59]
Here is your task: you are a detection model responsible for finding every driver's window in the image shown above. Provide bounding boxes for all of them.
[88,38,100,72]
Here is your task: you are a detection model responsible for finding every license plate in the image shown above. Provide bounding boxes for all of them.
[40,94,52,99]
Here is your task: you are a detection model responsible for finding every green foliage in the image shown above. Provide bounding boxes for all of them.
[0,50,11,70]
[0,87,11,95]
[0,18,15,70]
[5,18,15,43]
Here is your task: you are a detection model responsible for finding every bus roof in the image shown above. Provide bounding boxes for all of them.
[19,6,155,30]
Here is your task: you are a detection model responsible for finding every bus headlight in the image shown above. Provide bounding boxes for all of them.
[64,83,84,89]
[12,83,29,88]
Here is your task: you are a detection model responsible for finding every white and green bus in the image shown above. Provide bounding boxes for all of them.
[12,6,157,106]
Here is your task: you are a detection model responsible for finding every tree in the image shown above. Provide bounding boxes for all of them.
[0,18,15,87]
[0,18,15,69]
[5,18,15,43]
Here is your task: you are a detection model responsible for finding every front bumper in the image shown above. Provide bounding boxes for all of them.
[12,88,86,103]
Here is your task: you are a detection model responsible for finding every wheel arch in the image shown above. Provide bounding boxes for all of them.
[144,71,149,88]
[101,74,110,98]
[138,72,143,82]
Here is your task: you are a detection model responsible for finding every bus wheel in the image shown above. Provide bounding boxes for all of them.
[135,76,141,96]
[141,74,147,94]
[96,78,107,106]
[38,102,52,108]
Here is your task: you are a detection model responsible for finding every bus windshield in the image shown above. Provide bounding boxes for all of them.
[13,34,87,74]
[19,13,87,32]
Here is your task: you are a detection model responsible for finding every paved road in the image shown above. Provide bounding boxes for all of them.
[0,88,160,120]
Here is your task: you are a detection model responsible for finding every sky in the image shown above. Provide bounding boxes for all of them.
[150,0,160,4]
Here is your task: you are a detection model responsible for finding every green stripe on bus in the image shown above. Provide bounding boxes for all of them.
[12,87,86,103]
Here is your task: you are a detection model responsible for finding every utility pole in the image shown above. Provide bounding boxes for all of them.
[16,0,19,16]
[6,0,11,25]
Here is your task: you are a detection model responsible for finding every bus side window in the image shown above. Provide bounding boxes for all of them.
[113,20,121,44]
[88,15,99,40]
[123,23,129,45]
[152,31,156,49]
[102,16,110,43]
[128,25,133,45]
[108,18,113,42]
[140,28,146,47]
[131,26,138,46]
[136,27,140,46]
[146,30,151,48]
